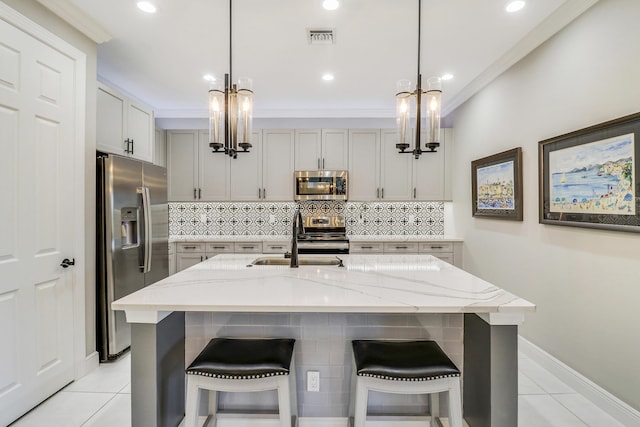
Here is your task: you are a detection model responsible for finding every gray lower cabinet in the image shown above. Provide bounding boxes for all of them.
[173,240,463,271]
[351,240,462,267]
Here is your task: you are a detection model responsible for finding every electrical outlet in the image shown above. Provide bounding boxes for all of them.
[269,214,277,225]
[307,370,320,392]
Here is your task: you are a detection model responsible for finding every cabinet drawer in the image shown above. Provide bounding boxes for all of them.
[419,242,454,253]
[177,242,205,253]
[233,242,262,253]
[383,242,419,253]
[350,242,384,253]
[206,242,234,254]
[263,241,289,254]
[432,253,454,264]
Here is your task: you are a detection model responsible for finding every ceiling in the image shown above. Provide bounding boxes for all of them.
[38,0,596,119]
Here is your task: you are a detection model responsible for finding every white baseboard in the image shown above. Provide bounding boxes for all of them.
[519,336,640,426]
[75,351,99,379]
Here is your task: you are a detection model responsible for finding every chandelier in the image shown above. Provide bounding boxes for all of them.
[396,0,442,159]
[208,0,253,159]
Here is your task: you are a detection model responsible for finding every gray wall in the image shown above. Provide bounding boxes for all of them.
[449,0,640,411]
[2,0,99,363]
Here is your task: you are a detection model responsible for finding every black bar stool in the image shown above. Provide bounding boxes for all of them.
[350,340,462,427]
[185,338,297,427]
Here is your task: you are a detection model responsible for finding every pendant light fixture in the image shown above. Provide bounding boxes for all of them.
[396,0,442,159]
[208,0,253,159]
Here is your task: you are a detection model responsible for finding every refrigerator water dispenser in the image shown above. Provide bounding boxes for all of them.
[121,207,139,248]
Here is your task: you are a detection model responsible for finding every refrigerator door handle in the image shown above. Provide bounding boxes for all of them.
[137,186,152,273]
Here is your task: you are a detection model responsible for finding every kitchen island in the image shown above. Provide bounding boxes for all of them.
[112,253,535,427]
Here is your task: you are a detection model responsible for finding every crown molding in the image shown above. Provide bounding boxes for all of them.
[443,0,599,117]
[36,0,111,43]
[155,108,395,119]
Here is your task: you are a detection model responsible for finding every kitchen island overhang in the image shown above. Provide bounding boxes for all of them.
[113,254,535,427]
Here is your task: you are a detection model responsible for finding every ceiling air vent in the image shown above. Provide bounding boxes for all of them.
[308,29,335,45]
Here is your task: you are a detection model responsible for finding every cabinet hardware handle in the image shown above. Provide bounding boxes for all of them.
[193,188,197,200]
[258,188,261,198]
[376,188,379,198]
[414,188,416,199]
[361,246,373,249]
[317,158,320,169]
[271,246,283,249]
[322,158,325,169]
[130,139,134,155]
[395,246,408,249]
[199,188,202,199]
[381,188,384,199]
[200,256,204,261]
[212,246,226,249]
[241,246,255,249]
[263,188,266,199]
[184,245,198,249]
[430,245,444,249]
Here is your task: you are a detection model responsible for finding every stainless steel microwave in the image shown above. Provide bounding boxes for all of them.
[294,170,348,201]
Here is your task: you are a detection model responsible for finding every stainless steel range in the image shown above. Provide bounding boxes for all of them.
[296,214,349,254]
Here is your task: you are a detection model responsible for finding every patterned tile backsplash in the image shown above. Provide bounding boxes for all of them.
[169,201,445,237]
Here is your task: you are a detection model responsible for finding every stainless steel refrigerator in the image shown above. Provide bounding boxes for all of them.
[96,154,169,361]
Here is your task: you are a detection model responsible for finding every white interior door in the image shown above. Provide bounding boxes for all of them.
[0,16,76,426]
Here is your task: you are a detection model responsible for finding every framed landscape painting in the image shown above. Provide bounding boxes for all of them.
[539,112,640,232]
[471,147,523,220]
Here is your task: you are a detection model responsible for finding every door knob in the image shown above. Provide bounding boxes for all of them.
[60,258,75,268]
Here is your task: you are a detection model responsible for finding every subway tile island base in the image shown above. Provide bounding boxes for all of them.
[112,254,535,427]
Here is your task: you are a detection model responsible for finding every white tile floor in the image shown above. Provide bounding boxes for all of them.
[9,351,627,427]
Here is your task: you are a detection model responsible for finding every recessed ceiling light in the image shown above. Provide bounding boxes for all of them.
[322,73,335,81]
[323,0,339,11]
[505,0,526,13]
[203,74,216,82]
[137,1,157,13]
[441,73,454,81]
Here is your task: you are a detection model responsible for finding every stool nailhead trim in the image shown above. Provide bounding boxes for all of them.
[187,371,289,380]
[357,373,460,381]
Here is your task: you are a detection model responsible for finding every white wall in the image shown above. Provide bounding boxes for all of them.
[2,0,99,365]
[449,0,640,411]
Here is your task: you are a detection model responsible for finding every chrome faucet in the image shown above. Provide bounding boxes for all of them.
[290,208,305,268]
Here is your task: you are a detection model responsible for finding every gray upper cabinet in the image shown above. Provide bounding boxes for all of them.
[97,83,154,163]
[294,129,348,170]
[168,127,452,202]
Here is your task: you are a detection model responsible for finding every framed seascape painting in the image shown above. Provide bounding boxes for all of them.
[539,112,640,232]
[471,147,523,220]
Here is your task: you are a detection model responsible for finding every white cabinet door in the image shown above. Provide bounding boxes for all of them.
[230,131,262,200]
[97,83,154,162]
[295,129,321,170]
[0,19,76,425]
[176,253,204,272]
[127,100,153,162]
[263,129,295,200]
[348,129,380,201]
[167,130,198,201]
[321,129,349,170]
[199,130,230,201]
[380,130,413,200]
[413,129,445,200]
[96,85,125,155]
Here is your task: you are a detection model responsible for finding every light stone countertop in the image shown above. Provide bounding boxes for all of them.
[113,254,534,323]
[169,235,463,243]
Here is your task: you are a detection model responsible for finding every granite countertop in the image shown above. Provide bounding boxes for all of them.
[169,235,463,243]
[113,254,534,324]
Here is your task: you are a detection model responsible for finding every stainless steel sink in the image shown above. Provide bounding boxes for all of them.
[250,256,344,266]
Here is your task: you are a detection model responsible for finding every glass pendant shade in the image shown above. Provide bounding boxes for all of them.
[395,79,412,151]
[425,76,442,150]
[208,82,225,149]
[236,77,253,150]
